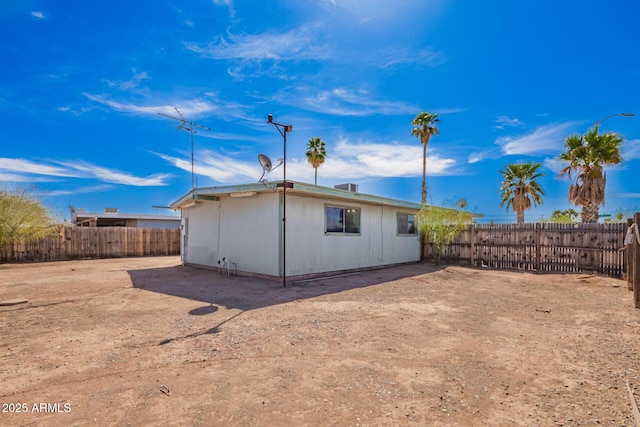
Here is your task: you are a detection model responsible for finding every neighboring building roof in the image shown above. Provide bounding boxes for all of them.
[169,180,426,211]
[71,209,180,227]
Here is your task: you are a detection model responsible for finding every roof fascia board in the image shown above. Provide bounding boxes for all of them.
[169,180,481,217]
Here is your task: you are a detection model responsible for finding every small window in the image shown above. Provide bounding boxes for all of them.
[397,212,417,235]
[325,205,361,234]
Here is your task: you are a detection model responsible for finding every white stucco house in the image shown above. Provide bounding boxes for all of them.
[169,181,423,280]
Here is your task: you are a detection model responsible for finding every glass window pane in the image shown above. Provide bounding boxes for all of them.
[397,213,417,235]
[345,208,360,233]
[407,214,416,234]
[326,207,344,232]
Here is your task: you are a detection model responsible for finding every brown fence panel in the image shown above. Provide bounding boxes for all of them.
[1,227,181,263]
[434,222,627,278]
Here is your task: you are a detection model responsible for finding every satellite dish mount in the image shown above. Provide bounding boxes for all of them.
[257,153,283,182]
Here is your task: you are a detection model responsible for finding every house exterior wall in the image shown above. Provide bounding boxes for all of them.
[182,194,280,275]
[181,190,420,278]
[285,194,420,276]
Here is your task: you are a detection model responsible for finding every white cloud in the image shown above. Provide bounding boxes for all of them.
[46,184,114,197]
[84,93,219,118]
[154,151,258,183]
[468,122,579,164]
[496,122,577,156]
[83,91,250,122]
[377,47,446,69]
[494,115,523,129]
[543,157,565,175]
[623,139,640,161]
[58,161,173,187]
[325,0,445,26]
[104,71,150,92]
[156,138,458,184]
[0,157,75,177]
[0,172,53,182]
[183,4,446,79]
[184,27,330,62]
[280,87,417,116]
[31,11,46,19]
[211,0,236,18]
[0,157,172,186]
[468,149,500,164]
[322,139,456,177]
[196,151,259,181]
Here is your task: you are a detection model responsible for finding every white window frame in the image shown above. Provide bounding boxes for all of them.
[325,205,361,235]
[396,212,418,236]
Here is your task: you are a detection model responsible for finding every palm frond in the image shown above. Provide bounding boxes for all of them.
[498,162,545,220]
[558,126,623,216]
[411,112,440,145]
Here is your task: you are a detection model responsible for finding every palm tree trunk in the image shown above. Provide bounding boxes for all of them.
[581,201,599,223]
[314,167,318,185]
[421,140,427,205]
[516,210,524,224]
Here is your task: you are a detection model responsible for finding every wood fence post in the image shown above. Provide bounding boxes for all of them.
[634,213,640,309]
[627,218,634,291]
[470,223,476,267]
[535,223,541,273]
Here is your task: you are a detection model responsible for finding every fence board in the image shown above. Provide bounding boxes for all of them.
[0,227,181,263]
[430,222,627,278]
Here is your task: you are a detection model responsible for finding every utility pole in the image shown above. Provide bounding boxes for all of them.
[267,114,293,288]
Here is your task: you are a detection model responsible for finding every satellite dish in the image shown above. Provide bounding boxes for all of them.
[257,154,284,182]
[258,154,273,172]
[457,199,467,209]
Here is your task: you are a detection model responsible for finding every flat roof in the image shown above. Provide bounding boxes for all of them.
[171,181,421,211]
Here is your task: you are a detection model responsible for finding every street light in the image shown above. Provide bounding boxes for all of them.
[267,114,293,288]
[595,112,634,132]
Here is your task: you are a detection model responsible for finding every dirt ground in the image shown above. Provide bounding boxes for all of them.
[1,256,639,426]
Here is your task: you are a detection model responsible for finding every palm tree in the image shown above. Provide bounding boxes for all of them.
[549,208,579,224]
[411,112,440,205]
[499,162,545,224]
[558,126,623,223]
[306,137,327,185]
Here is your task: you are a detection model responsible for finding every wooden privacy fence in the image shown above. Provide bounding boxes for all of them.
[428,222,628,278]
[1,227,181,263]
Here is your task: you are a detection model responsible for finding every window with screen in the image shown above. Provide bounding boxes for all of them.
[397,212,417,235]
[325,205,361,234]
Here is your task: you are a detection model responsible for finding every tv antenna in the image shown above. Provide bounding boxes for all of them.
[158,107,210,192]
[257,153,283,183]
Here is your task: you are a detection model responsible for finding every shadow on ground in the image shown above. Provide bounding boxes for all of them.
[128,262,443,314]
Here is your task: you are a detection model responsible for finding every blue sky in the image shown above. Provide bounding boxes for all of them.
[1,0,639,223]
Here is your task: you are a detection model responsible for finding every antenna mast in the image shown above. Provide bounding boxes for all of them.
[158,108,210,192]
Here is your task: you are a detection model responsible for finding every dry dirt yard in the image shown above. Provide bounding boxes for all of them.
[1,256,640,426]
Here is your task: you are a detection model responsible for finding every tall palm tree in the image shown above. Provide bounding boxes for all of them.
[499,162,545,224]
[558,126,623,223]
[306,137,327,185]
[411,112,440,205]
